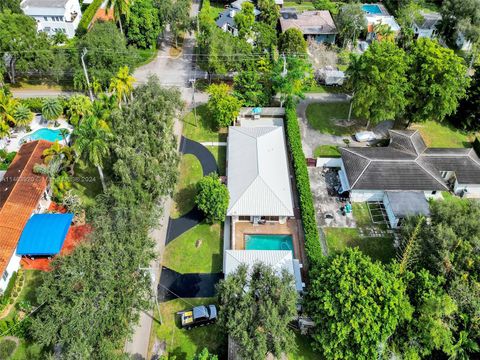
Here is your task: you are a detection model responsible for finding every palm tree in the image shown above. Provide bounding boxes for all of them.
[109,66,135,107]
[0,88,18,126]
[106,0,131,34]
[72,116,112,191]
[33,158,72,202]
[65,94,92,126]
[92,93,117,122]
[42,98,63,123]
[0,121,9,138]
[373,22,395,42]
[60,128,70,144]
[13,104,34,128]
[43,141,75,172]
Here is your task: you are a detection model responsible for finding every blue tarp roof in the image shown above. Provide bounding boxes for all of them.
[16,213,74,256]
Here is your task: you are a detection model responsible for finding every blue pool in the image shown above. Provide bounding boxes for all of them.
[245,234,293,252]
[23,128,68,143]
[362,4,383,15]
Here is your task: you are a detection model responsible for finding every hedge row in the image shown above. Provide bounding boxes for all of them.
[284,102,323,264]
[77,0,104,35]
[0,271,17,305]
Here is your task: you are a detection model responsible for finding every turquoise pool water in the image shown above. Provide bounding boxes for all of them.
[23,128,68,142]
[245,234,293,251]
[362,4,382,14]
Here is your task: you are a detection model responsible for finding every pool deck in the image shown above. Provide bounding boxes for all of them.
[1,115,72,152]
[233,220,304,263]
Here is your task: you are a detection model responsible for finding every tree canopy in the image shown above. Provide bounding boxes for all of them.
[449,64,480,130]
[279,28,307,55]
[306,249,412,360]
[440,0,480,48]
[206,83,242,128]
[335,3,367,47]
[217,263,298,360]
[125,0,160,49]
[195,173,229,223]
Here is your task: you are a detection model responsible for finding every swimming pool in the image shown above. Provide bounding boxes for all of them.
[245,234,293,252]
[22,128,68,143]
[362,4,383,15]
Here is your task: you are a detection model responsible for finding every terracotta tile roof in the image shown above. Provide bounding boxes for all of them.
[0,140,51,277]
[90,7,114,28]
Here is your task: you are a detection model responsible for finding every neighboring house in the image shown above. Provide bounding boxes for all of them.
[21,0,82,38]
[279,9,338,44]
[338,130,480,204]
[413,11,441,39]
[216,0,260,37]
[456,32,473,52]
[361,3,400,41]
[0,140,51,292]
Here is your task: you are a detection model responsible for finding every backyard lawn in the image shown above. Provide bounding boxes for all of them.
[306,102,364,136]
[171,154,203,219]
[71,162,103,208]
[151,298,225,360]
[411,120,478,148]
[307,84,346,94]
[325,228,395,263]
[287,332,321,360]
[207,146,226,176]
[313,145,341,158]
[282,0,315,11]
[182,105,227,143]
[162,223,223,274]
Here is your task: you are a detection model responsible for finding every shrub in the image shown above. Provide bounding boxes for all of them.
[19,98,44,112]
[195,173,229,223]
[0,271,17,305]
[0,339,16,359]
[77,0,103,35]
[284,102,323,264]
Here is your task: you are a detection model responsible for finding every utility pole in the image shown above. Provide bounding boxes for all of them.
[139,267,162,324]
[81,48,94,101]
[347,91,355,123]
[190,70,197,127]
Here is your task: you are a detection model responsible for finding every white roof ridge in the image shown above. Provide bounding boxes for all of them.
[256,175,292,214]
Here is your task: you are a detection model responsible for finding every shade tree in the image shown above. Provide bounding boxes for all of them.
[279,28,307,55]
[335,3,367,47]
[195,173,229,223]
[125,0,160,49]
[206,83,242,128]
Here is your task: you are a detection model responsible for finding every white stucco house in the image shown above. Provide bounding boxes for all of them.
[336,130,480,225]
[21,0,82,38]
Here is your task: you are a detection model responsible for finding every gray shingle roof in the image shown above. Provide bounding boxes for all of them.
[341,130,480,191]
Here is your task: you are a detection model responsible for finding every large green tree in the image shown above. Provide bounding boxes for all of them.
[234,2,255,40]
[234,64,272,106]
[170,0,191,46]
[279,28,307,55]
[257,0,280,27]
[440,0,480,48]
[335,3,367,47]
[195,173,229,223]
[217,263,298,360]
[348,41,410,127]
[407,38,469,124]
[206,83,242,128]
[272,56,313,106]
[449,64,480,130]
[125,0,160,49]
[106,0,131,34]
[306,249,412,360]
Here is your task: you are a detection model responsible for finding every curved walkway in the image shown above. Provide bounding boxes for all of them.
[165,136,218,244]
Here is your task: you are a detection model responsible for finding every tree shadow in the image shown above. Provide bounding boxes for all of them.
[172,184,197,218]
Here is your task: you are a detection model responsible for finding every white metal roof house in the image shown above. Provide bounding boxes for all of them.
[413,11,441,39]
[224,250,304,292]
[338,130,480,203]
[21,0,82,38]
[215,0,260,37]
[227,125,294,221]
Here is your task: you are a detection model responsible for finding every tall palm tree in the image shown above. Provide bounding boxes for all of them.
[72,116,112,191]
[42,98,63,123]
[14,104,34,128]
[43,141,75,171]
[109,66,135,107]
[0,88,18,127]
[106,0,131,34]
[65,94,92,126]
[92,93,117,122]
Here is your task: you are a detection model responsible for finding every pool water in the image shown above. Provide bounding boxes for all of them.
[362,4,383,15]
[23,128,68,142]
[245,234,293,251]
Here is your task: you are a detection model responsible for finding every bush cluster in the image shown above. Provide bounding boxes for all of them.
[284,103,323,264]
[0,271,17,305]
[20,97,67,113]
[76,0,103,35]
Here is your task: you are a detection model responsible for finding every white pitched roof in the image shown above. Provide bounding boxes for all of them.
[227,126,294,216]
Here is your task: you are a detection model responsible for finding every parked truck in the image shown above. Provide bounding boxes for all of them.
[180,305,217,330]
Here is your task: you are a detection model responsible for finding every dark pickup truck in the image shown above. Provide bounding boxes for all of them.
[180,305,217,330]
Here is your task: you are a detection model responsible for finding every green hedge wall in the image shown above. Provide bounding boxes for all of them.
[77,0,104,36]
[284,102,323,264]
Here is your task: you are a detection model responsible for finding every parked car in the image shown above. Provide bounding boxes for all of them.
[354,131,376,142]
[180,305,217,330]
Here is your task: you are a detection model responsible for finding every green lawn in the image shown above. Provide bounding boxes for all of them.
[282,0,315,11]
[313,145,340,158]
[17,270,42,305]
[307,84,346,94]
[207,146,226,176]
[171,154,203,219]
[305,102,364,136]
[287,332,321,360]
[133,48,157,67]
[351,203,372,228]
[152,298,225,360]
[182,105,227,143]
[209,1,226,19]
[162,223,223,274]
[411,120,478,148]
[324,228,395,263]
[71,162,103,209]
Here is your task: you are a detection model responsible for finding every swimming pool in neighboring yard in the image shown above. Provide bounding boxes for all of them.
[245,234,293,251]
[22,128,68,143]
[362,4,383,14]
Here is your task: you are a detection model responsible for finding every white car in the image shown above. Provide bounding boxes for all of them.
[354,131,377,142]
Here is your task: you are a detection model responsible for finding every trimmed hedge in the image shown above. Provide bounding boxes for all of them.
[284,102,323,264]
[77,0,104,36]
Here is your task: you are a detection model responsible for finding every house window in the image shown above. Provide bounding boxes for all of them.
[441,171,448,179]
[44,16,48,21]
[262,216,279,221]
[2,270,8,282]
[432,191,437,195]
[238,216,250,221]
